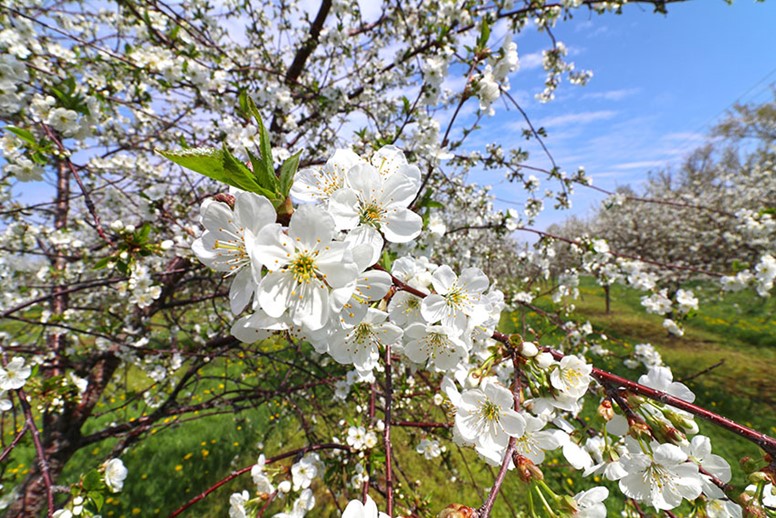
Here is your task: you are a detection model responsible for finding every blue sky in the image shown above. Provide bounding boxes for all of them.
[473,0,776,230]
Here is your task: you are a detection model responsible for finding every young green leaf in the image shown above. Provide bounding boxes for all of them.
[4,126,37,147]
[220,144,275,197]
[156,147,228,183]
[278,150,302,197]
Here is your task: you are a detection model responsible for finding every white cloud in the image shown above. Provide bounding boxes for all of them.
[535,110,617,128]
[611,160,668,170]
[519,51,544,71]
[582,88,640,101]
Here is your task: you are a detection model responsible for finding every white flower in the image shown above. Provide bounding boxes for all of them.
[416,439,442,460]
[369,145,421,185]
[46,107,80,136]
[491,40,519,82]
[341,495,389,518]
[328,309,402,375]
[103,458,128,493]
[251,454,274,494]
[705,498,742,518]
[347,426,369,450]
[290,148,363,204]
[192,192,276,314]
[641,289,672,315]
[229,490,250,518]
[475,66,500,116]
[387,291,425,327]
[573,486,608,518]
[675,289,698,314]
[427,214,446,236]
[454,381,525,460]
[684,435,731,499]
[549,355,592,399]
[291,453,321,491]
[337,246,393,327]
[275,489,315,518]
[617,443,703,510]
[511,414,562,465]
[0,357,31,390]
[254,205,358,331]
[403,323,468,372]
[5,156,43,182]
[663,318,684,337]
[328,160,422,264]
[638,366,695,403]
[421,265,489,334]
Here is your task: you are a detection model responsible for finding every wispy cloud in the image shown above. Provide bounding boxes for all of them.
[520,51,544,71]
[536,110,617,127]
[582,88,640,101]
[611,160,667,170]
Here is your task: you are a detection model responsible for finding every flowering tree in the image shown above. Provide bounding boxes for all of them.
[1,1,775,517]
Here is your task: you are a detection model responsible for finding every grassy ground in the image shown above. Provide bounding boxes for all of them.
[2,279,773,517]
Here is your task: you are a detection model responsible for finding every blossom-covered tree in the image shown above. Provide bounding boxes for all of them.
[1,1,774,517]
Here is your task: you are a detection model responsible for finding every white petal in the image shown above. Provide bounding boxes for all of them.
[288,204,335,250]
[229,267,255,315]
[258,271,295,317]
[234,192,276,235]
[345,226,383,267]
[382,208,422,243]
[346,162,380,199]
[431,265,457,294]
[380,173,419,209]
[421,294,447,324]
[254,224,294,271]
[328,188,361,230]
[316,243,359,288]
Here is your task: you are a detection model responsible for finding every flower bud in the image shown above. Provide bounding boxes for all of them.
[663,409,698,434]
[520,341,538,358]
[597,399,614,421]
[748,471,771,484]
[627,420,652,440]
[739,456,762,474]
[535,352,553,369]
[213,192,236,208]
[437,504,475,518]
[515,454,544,483]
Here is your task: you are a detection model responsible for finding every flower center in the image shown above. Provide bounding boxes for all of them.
[425,332,447,357]
[480,400,501,422]
[353,323,374,343]
[446,285,467,308]
[360,203,385,226]
[290,252,318,283]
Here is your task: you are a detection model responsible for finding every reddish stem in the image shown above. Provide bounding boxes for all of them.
[383,342,394,517]
[17,389,55,517]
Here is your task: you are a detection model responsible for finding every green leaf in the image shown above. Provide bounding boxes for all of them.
[82,470,104,491]
[278,151,302,197]
[156,147,228,183]
[477,19,491,51]
[243,96,278,191]
[89,491,104,511]
[93,257,112,270]
[137,223,152,242]
[4,126,37,147]
[220,144,275,198]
